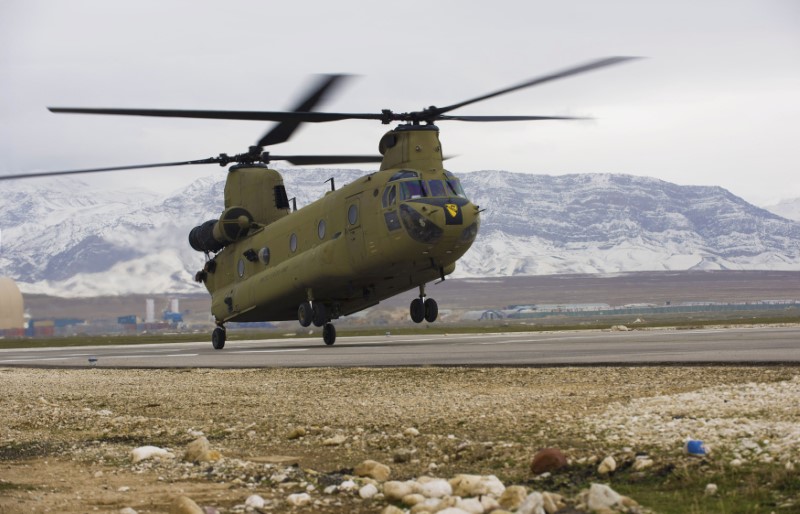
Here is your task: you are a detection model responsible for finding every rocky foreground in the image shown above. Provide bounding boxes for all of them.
[0,366,798,513]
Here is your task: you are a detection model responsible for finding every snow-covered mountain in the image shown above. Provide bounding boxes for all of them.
[1,171,798,297]
[764,198,800,222]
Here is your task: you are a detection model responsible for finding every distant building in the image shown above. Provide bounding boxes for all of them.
[0,277,24,337]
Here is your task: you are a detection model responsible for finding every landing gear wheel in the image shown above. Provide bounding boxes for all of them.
[211,327,226,350]
[298,302,313,327]
[312,303,327,328]
[424,298,439,323]
[410,298,425,323]
[323,323,336,345]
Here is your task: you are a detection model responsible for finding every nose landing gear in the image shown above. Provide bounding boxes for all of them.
[410,284,438,323]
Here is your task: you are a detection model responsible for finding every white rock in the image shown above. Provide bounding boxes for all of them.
[730,458,743,467]
[587,483,622,511]
[455,497,485,514]
[632,457,654,471]
[323,485,337,495]
[404,427,420,437]
[417,498,444,511]
[437,508,471,514]
[245,494,265,508]
[119,508,138,514]
[450,474,505,497]
[383,480,415,501]
[117,486,131,493]
[359,483,379,499]
[517,492,544,514]
[130,446,174,463]
[286,493,311,507]
[402,493,425,506]
[171,496,205,514]
[542,492,561,514]
[338,479,358,492]
[598,455,616,474]
[418,478,453,498]
[705,483,718,496]
[354,459,391,481]
[322,434,346,446]
[480,495,500,513]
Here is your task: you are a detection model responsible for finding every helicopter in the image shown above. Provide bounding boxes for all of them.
[1,57,636,348]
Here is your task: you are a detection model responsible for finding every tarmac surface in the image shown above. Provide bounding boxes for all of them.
[1,325,798,368]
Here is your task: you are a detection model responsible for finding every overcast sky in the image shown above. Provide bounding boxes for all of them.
[2,0,799,206]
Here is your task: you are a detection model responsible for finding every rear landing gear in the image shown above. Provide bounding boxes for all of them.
[410,285,438,323]
[212,326,226,350]
[298,302,313,327]
[299,294,336,345]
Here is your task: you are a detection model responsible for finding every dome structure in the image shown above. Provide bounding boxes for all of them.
[0,277,24,331]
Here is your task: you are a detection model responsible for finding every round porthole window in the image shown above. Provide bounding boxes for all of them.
[318,219,326,240]
[237,258,245,277]
[258,247,270,265]
[348,204,358,225]
[290,233,298,253]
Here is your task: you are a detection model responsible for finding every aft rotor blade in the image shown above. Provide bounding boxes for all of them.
[0,158,220,181]
[429,56,640,116]
[48,107,382,123]
[437,115,590,122]
[257,74,350,147]
[274,155,383,165]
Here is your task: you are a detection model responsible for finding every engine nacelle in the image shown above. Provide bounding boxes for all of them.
[189,206,254,253]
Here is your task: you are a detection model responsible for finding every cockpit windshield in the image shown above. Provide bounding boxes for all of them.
[426,178,466,198]
[384,170,467,206]
[399,180,428,200]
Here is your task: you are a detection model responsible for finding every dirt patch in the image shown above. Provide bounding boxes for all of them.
[0,366,797,513]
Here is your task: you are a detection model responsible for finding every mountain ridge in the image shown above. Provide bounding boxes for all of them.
[1,170,798,297]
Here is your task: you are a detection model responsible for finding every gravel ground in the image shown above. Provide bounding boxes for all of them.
[0,366,798,513]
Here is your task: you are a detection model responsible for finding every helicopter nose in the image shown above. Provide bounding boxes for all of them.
[443,200,480,247]
[400,199,480,250]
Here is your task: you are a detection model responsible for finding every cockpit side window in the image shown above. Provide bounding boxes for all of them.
[382,185,397,208]
[400,180,428,200]
[428,180,447,197]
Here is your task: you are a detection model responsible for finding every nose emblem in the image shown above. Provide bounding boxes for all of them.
[445,203,463,225]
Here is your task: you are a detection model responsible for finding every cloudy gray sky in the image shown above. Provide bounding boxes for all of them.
[2,0,798,205]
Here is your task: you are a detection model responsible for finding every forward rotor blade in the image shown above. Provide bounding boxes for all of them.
[0,158,220,181]
[429,56,640,117]
[437,115,590,122]
[273,155,383,165]
[257,74,350,147]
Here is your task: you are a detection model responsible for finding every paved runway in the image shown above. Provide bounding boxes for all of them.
[1,326,798,368]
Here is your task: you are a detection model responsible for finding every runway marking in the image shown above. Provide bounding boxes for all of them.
[230,349,309,354]
[96,354,200,359]
[478,335,597,345]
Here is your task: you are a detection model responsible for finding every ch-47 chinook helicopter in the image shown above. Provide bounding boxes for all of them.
[2,57,636,348]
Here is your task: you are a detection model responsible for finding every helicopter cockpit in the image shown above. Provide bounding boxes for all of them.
[381,170,467,209]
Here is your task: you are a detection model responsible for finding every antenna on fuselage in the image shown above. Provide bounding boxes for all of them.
[325,177,336,191]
